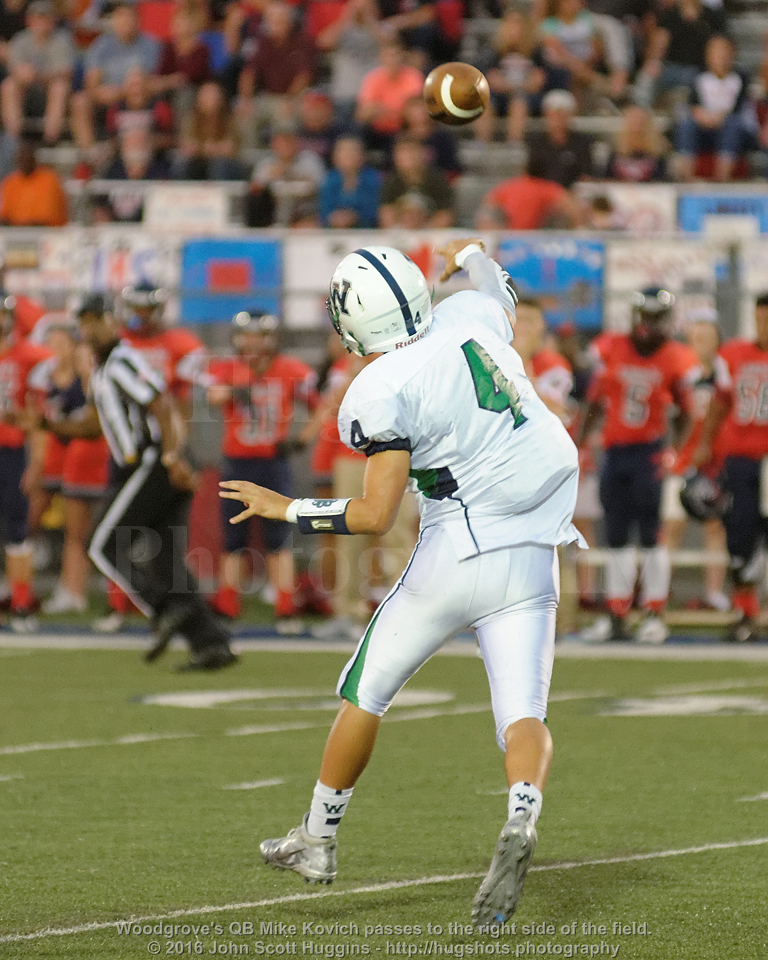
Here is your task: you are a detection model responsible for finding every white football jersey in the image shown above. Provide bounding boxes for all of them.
[338,290,582,560]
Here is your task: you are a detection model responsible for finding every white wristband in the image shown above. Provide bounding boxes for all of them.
[285,499,301,524]
[453,244,485,270]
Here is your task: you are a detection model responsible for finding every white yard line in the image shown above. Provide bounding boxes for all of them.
[737,792,768,802]
[2,837,766,945]
[0,773,23,781]
[222,778,285,791]
[0,732,196,756]
[3,634,768,660]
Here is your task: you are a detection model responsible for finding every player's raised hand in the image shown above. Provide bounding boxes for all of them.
[219,480,293,523]
[437,238,486,283]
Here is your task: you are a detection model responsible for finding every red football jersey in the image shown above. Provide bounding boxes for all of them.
[121,326,206,399]
[714,339,768,460]
[209,353,319,459]
[13,295,46,339]
[531,349,573,417]
[0,338,51,447]
[587,332,698,448]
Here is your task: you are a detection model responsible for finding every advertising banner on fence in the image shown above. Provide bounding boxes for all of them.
[605,239,729,331]
[679,193,768,235]
[1,227,183,319]
[179,237,282,323]
[575,183,678,235]
[495,236,605,329]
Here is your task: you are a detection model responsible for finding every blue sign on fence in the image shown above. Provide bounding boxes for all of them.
[495,237,604,329]
[679,194,768,233]
[180,238,282,323]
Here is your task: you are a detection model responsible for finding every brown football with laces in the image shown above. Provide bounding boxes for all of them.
[423,62,490,126]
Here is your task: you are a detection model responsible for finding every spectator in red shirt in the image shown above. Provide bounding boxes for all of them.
[355,38,423,150]
[237,1,316,147]
[153,7,211,102]
[475,155,581,230]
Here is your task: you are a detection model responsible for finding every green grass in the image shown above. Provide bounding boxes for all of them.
[1,648,767,959]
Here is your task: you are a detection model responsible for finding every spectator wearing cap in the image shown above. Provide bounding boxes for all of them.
[355,38,423,151]
[526,88,593,188]
[379,134,453,228]
[635,0,726,109]
[236,1,316,148]
[70,0,160,153]
[249,121,325,226]
[0,0,75,145]
[297,90,344,167]
[317,0,386,126]
[319,135,380,228]
[0,135,66,225]
[675,35,747,182]
[475,154,581,230]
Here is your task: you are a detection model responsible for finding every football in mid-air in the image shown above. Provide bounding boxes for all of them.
[423,62,490,126]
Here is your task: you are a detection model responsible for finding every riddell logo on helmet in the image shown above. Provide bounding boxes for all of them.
[395,328,429,349]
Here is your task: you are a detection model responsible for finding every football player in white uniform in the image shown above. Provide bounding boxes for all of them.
[220,239,583,925]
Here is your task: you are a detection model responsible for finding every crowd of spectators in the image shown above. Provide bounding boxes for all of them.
[0,0,767,227]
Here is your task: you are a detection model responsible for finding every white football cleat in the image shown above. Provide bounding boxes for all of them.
[42,587,87,615]
[260,816,337,884]
[473,812,537,926]
[91,611,125,634]
[634,614,669,645]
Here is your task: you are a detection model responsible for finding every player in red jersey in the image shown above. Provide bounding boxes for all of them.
[577,287,698,644]
[0,291,50,630]
[511,299,575,424]
[664,311,729,612]
[119,282,206,410]
[208,312,319,627]
[693,293,768,641]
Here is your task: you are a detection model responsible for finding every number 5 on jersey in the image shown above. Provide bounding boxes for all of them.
[461,339,527,428]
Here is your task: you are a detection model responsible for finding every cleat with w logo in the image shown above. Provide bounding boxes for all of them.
[260,815,337,883]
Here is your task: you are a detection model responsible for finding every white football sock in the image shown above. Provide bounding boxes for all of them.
[306,780,354,837]
[605,546,637,608]
[639,545,670,609]
[508,781,543,825]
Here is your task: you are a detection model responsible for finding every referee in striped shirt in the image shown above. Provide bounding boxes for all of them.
[40,294,236,671]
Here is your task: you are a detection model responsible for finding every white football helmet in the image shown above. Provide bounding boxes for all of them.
[326,246,432,356]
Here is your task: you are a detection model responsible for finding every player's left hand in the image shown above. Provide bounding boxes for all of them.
[437,238,486,282]
[219,480,293,523]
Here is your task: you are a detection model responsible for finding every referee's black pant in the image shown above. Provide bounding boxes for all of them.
[88,447,226,651]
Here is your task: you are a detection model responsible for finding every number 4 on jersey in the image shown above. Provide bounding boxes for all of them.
[461,339,527,428]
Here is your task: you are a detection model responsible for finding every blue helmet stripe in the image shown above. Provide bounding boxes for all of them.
[354,249,417,336]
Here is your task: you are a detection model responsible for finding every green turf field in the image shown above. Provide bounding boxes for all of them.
[1,645,767,959]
